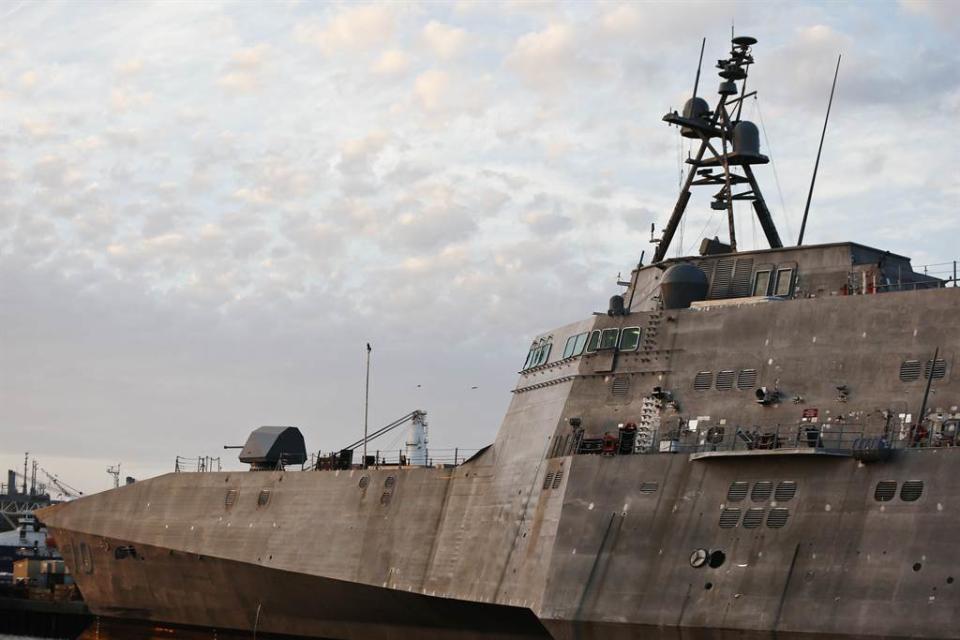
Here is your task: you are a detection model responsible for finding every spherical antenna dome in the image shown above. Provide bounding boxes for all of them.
[732,121,762,158]
[681,97,710,139]
[661,263,709,309]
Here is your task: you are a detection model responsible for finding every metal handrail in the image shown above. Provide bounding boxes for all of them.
[313,447,479,470]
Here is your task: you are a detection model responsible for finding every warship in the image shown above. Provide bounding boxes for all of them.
[39,37,960,639]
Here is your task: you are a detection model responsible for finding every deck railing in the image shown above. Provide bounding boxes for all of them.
[312,448,479,471]
[174,455,222,472]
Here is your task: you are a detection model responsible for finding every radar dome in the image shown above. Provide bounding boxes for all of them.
[681,97,710,138]
[732,121,762,158]
[661,263,709,309]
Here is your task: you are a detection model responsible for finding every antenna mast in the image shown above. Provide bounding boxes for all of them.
[797,54,841,246]
[654,36,782,263]
[107,464,121,489]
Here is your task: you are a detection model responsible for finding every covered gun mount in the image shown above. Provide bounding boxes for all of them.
[238,426,307,471]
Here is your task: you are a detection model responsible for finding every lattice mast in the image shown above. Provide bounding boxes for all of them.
[653,36,782,263]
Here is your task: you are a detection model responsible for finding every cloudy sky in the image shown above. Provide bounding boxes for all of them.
[1,0,957,494]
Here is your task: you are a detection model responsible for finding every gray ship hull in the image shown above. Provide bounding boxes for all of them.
[40,440,960,639]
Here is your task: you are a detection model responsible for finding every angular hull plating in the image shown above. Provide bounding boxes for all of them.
[40,440,960,639]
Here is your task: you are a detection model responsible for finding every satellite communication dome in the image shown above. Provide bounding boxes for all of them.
[661,263,709,309]
[732,121,762,158]
[681,97,710,138]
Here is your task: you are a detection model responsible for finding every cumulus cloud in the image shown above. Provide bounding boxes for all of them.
[372,49,411,75]
[421,20,469,60]
[218,44,270,93]
[505,23,591,91]
[295,5,395,54]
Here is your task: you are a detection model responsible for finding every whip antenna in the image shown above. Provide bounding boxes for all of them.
[798,54,841,246]
[691,37,706,103]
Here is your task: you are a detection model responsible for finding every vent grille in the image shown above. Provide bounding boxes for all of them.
[358,476,369,489]
[716,370,735,391]
[384,476,396,489]
[719,508,741,528]
[639,481,658,494]
[727,481,748,502]
[900,360,921,381]
[709,258,736,299]
[552,470,564,489]
[742,508,764,529]
[224,489,238,508]
[694,371,713,391]
[611,376,630,397]
[257,489,271,507]
[543,472,555,490]
[774,481,797,502]
[900,480,924,502]
[737,369,758,390]
[730,258,755,297]
[874,481,897,502]
[925,359,947,380]
[766,508,789,528]
[751,481,773,502]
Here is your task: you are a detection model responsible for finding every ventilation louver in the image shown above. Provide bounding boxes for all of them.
[900,480,924,502]
[924,359,947,380]
[708,258,736,299]
[552,470,564,489]
[727,481,748,502]
[543,472,555,490]
[774,481,797,502]
[766,508,789,528]
[224,489,238,508]
[742,508,764,529]
[900,360,921,382]
[751,481,773,502]
[639,482,658,494]
[611,376,630,397]
[874,481,897,502]
[737,369,758,390]
[730,258,755,298]
[257,489,271,507]
[719,508,741,528]
[716,370,735,391]
[694,371,713,391]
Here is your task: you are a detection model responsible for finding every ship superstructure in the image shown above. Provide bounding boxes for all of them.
[39,37,960,640]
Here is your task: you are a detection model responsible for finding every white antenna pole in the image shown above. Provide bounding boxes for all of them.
[363,343,371,469]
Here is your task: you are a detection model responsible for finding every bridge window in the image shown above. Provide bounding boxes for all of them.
[523,343,537,369]
[619,327,641,351]
[563,332,589,359]
[522,339,552,370]
[753,270,771,296]
[585,330,601,354]
[599,328,619,350]
[572,332,588,355]
[535,342,551,366]
[774,268,794,296]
